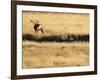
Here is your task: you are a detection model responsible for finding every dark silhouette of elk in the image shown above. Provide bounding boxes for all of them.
[30,20,44,34]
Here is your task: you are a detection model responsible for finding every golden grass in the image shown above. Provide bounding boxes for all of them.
[22,11,89,68]
[22,41,89,68]
[22,11,89,35]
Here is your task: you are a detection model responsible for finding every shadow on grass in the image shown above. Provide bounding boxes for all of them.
[23,34,89,42]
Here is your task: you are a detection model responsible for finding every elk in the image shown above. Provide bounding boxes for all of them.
[30,20,44,34]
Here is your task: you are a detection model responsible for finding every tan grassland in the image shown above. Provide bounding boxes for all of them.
[22,11,89,68]
[23,41,89,68]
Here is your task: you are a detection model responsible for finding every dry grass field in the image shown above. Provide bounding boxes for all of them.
[23,41,89,68]
[22,11,89,68]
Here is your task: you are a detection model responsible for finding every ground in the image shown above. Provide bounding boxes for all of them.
[22,11,89,68]
[22,41,89,68]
